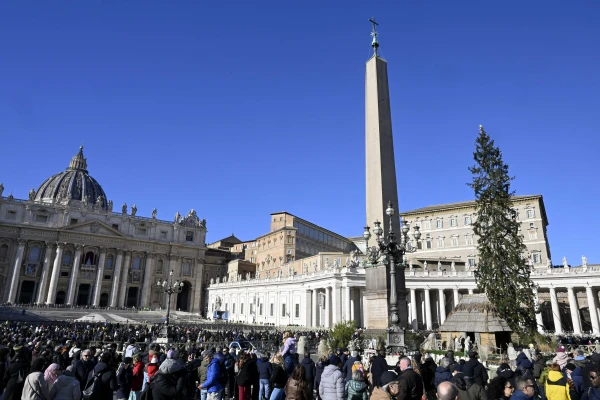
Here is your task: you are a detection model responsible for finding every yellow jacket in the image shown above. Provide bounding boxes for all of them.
[545,370,571,400]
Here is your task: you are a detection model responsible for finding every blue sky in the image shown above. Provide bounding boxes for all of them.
[0,1,598,265]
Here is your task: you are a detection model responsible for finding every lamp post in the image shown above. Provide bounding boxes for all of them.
[156,269,183,341]
[363,201,421,350]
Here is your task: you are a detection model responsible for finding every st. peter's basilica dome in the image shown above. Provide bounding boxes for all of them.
[34,146,108,210]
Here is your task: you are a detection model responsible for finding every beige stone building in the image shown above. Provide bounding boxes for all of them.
[399,195,551,271]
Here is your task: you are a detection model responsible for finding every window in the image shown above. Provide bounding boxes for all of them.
[468,258,476,267]
[529,222,535,229]
[35,214,48,223]
[104,275,111,280]
[132,256,142,270]
[0,244,8,260]
[28,247,41,262]
[186,231,194,241]
[112,224,119,230]
[436,219,443,229]
[282,303,287,317]
[464,216,472,225]
[532,253,542,264]
[450,217,457,227]
[424,220,431,230]
[70,218,78,225]
[233,304,236,314]
[62,252,72,266]
[160,231,167,239]
[288,236,293,244]
[60,272,69,277]
[295,304,300,318]
[526,209,535,219]
[156,259,163,273]
[270,303,274,316]
[5,210,17,220]
[241,303,244,314]
[451,236,459,247]
[465,235,473,246]
[182,262,191,276]
[84,251,95,266]
[437,238,444,248]
[426,234,432,249]
[528,230,538,240]
[135,227,147,236]
[259,303,263,315]
[105,255,114,270]
[250,257,255,263]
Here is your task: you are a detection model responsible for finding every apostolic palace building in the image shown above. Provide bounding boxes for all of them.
[1,27,599,339]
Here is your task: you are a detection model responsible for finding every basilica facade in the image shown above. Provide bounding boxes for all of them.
[0,147,208,313]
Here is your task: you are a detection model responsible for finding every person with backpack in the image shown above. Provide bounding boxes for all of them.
[83,351,118,400]
[22,357,51,400]
[3,347,30,400]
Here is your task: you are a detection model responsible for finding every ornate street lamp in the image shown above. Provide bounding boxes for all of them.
[156,269,184,341]
[363,201,421,350]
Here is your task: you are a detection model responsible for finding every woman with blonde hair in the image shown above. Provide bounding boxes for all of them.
[280,331,297,375]
[270,355,288,400]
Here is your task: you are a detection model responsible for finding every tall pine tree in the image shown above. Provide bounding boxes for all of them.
[468,125,537,335]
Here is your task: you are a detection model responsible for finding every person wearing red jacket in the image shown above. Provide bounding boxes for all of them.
[130,354,145,400]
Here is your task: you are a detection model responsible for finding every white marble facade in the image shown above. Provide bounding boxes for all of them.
[0,148,207,312]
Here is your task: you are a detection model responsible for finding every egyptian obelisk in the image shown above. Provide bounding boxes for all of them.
[364,19,407,330]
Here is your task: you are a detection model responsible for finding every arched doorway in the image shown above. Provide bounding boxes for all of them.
[176,282,191,311]
[77,284,91,306]
[18,281,35,304]
[55,291,66,305]
[99,293,109,307]
[126,287,139,307]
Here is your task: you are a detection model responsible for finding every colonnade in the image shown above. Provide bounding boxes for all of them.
[406,287,468,331]
[543,286,600,335]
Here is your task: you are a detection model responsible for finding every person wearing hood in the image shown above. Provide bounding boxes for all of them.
[517,348,534,376]
[49,368,81,400]
[319,355,344,400]
[435,358,453,388]
[463,352,488,388]
[583,353,600,390]
[257,352,273,400]
[281,332,298,376]
[553,348,570,371]
[545,363,571,400]
[345,370,368,400]
[115,357,133,400]
[85,352,118,400]
[566,363,584,397]
[582,368,600,400]
[124,339,137,359]
[315,355,330,400]
[301,352,316,395]
[152,356,187,400]
[451,367,487,400]
[370,371,401,400]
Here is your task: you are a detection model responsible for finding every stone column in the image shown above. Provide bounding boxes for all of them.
[110,250,124,307]
[46,243,64,304]
[533,288,545,334]
[66,245,83,305]
[93,248,107,306]
[586,286,600,335]
[36,243,55,304]
[350,289,356,321]
[453,289,459,308]
[7,240,26,303]
[567,287,582,335]
[438,289,447,325]
[332,286,339,325]
[312,289,318,327]
[141,253,155,308]
[549,287,563,334]
[410,288,418,331]
[118,251,131,307]
[344,286,351,321]
[325,287,331,328]
[424,288,432,330]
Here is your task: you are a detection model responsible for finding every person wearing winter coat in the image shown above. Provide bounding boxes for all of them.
[517,350,534,376]
[343,352,360,384]
[269,355,288,400]
[285,365,311,400]
[115,357,133,400]
[512,377,536,400]
[565,363,584,400]
[319,355,344,400]
[84,352,119,400]
[129,355,145,400]
[315,356,329,400]
[485,376,513,400]
[545,363,571,400]
[346,370,368,400]
[49,370,81,400]
[435,358,453,388]
[124,340,137,358]
[73,350,95,397]
[151,358,187,400]
[3,349,30,400]
[198,352,224,400]
[451,372,487,400]
[463,352,489,388]
[533,354,546,382]
[22,357,51,400]
[281,332,298,376]
[582,369,600,400]
[553,348,570,371]
[257,353,273,400]
[370,371,401,400]
[237,354,253,400]
[370,350,389,389]
[301,353,316,395]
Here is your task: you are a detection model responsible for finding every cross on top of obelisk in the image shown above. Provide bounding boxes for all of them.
[369,17,379,55]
